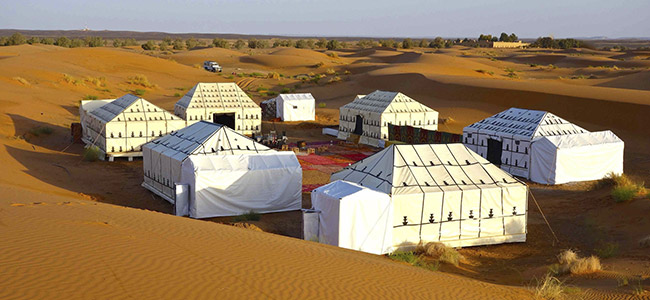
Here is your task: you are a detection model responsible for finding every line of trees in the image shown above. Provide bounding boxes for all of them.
[0,33,110,47]
[478,32,519,42]
[530,37,586,49]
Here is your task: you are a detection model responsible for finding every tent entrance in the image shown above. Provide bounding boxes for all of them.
[487,139,503,166]
[354,115,364,135]
[213,113,235,129]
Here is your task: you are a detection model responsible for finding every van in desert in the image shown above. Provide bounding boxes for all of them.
[203,60,222,72]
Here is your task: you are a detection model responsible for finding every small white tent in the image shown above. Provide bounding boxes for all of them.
[263,93,316,121]
[530,131,624,185]
[463,108,624,184]
[80,94,186,159]
[309,180,393,255]
[337,91,439,147]
[142,121,302,218]
[174,82,262,136]
[330,143,528,249]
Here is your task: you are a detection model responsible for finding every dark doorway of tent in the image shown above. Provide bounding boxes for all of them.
[213,113,236,130]
[487,139,503,166]
[354,115,363,135]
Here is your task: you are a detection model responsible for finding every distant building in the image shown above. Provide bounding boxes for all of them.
[491,41,529,48]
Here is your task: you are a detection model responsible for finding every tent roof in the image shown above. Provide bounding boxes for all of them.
[145,121,272,158]
[539,130,623,148]
[341,90,437,114]
[276,93,315,102]
[89,94,181,123]
[464,107,588,139]
[331,143,524,195]
[312,180,389,200]
[175,82,260,111]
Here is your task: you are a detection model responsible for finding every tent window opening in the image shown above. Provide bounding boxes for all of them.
[447,212,453,221]
[429,161,434,166]
[465,160,470,165]
[480,179,485,184]
[110,133,114,138]
[524,161,527,168]
[293,106,298,109]
[443,181,449,186]
[525,147,528,154]
[131,132,135,137]
[505,158,508,164]
[502,178,507,183]
[159,131,163,137]
[515,159,518,166]
[412,161,417,166]
[403,182,408,187]
[118,132,122,138]
[152,131,155,136]
[424,182,430,186]
[139,131,143,137]
[506,144,509,151]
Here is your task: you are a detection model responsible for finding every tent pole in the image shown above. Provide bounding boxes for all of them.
[529,190,559,246]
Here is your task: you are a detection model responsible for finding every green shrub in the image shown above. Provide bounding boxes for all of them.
[475,69,494,76]
[318,103,326,108]
[612,185,638,202]
[83,95,98,100]
[83,146,101,162]
[173,92,181,97]
[294,84,302,89]
[29,126,53,137]
[388,251,439,271]
[232,211,261,222]
[133,89,146,96]
[280,87,291,93]
[327,52,339,58]
[127,75,156,88]
[266,91,278,96]
[594,242,619,258]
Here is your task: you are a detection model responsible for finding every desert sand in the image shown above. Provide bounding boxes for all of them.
[1,43,649,298]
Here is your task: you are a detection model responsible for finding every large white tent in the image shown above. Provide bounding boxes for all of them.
[262,93,316,121]
[80,94,186,159]
[337,91,438,147]
[330,143,528,250]
[142,121,302,218]
[174,82,262,136]
[463,108,624,184]
[309,180,393,255]
[530,131,624,185]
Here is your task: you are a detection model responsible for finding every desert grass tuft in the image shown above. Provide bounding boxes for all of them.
[126,74,157,88]
[532,274,566,300]
[598,172,647,202]
[83,146,101,162]
[388,251,439,271]
[554,249,601,275]
[13,76,30,86]
[232,211,261,222]
[416,242,463,266]
[83,95,98,100]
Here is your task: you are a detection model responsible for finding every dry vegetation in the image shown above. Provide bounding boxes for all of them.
[550,249,601,275]
[126,74,157,88]
[598,172,647,202]
[388,242,463,272]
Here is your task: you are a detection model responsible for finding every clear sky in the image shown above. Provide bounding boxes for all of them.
[1,0,648,38]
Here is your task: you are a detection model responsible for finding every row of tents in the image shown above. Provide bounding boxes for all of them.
[79,82,317,160]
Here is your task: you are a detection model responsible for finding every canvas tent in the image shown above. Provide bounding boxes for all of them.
[463,108,623,184]
[308,180,393,255]
[330,143,528,250]
[174,82,262,136]
[262,93,316,121]
[80,94,186,159]
[142,121,302,218]
[337,91,439,147]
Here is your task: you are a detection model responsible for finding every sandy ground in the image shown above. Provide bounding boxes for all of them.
[1,43,649,298]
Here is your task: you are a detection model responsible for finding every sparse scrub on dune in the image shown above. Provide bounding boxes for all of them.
[294,84,302,89]
[29,126,53,137]
[505,72,519,79]
[416,242,463,266]
[83,95,98,100]
[83,146,101,162]
[224,75,234,79]
[344,70,351,75]
[126,75,156,89]
[133,89,146,96]
[62,73,84,86]
[327,76,341,84]
[530,63,539,67]
[551,250,601,275]
[265,91,278,96]
[325,68,336,75]
[173,92,181,97]
[599,172,647,202]
[313,62,325,68]
[232,211,261,222]
[532,274,566,300]
[267,72,280,79]
[548,64,558,69]
[84,76,106,87]
[388,251,439,271]
[13,77,30,86]
[475,69,494,76]
[255,86,267,92]
[280,87,291,93]
[327,52,339,58]
[318,103,326,108]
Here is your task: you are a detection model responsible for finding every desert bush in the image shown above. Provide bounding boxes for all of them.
[554,250,601,275]
[29,126,53,137]
[185,38,199,50]
[172,38,184,50]
[327,52,339,58]
[141,40,156,50]
[173,92,181,97]
[325,68,336,75]
[294,84,302,89]
[318,103,326,108]
[13,77,30,85]
[232,210,261,222]
[357,39,376,49]
[248,39,269,49]
[212,38,229,48]
[85,36,104,47]
[328,76,341,84]
[83,95,98,100]
[266,91,278,96]
[417,242,462,266]
[232,39,246,50]
[402,38,414,49]
[506,72,519,79]
[532,274,566,300]
[127,75,156,88]
[313,62,325,68]
[83,146,101,162]
[388,251,439,271]
[326,40,341,50]
[133,89,146,96]
[594,242,619,258]
[600,173,647,202]
[5,33,26,46]
[280,87,291,93]
[84,76,106,87]
[267,72,280,79]
[612,186,638,202]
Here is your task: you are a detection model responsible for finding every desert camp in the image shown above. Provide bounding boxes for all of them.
[2,2,650,297]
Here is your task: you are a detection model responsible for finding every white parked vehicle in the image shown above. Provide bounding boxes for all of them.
[203,61,222,72]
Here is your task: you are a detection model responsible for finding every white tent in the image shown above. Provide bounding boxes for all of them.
[309,180,393,255]
[142,121,302,218]
[263,93,316,121]
[80,94,186,159]
[530,131,624,185]
[330,143,528,249]
[174,82,262,136]
[337,91,439,147]
[463,107,623,184]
